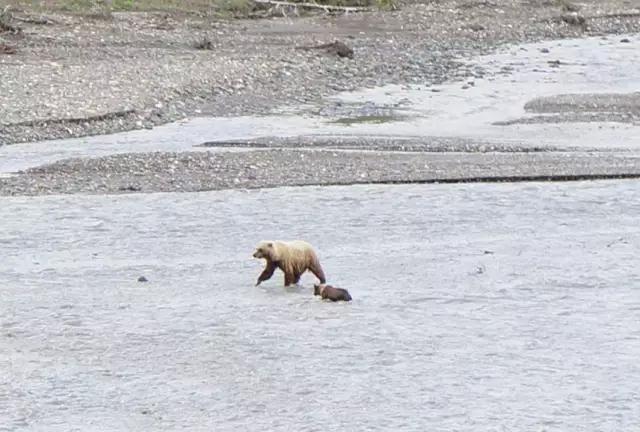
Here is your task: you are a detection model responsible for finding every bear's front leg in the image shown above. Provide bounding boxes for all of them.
[283,271,293,287]
[256,261,276,286]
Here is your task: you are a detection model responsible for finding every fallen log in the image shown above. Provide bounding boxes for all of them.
[252,0,372,14]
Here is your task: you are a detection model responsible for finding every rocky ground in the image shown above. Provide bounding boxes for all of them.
[1,0,639,145]
[1,0,639,195]
[2,148,640,196]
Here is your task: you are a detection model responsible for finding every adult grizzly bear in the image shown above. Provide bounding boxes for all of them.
[313,283,352,302]
[252,240,326,287]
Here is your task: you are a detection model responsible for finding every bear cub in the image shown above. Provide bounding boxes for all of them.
[314,283,352,302]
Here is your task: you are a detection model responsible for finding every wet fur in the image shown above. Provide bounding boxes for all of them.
[253,240,326,287]
[314,283,352,302]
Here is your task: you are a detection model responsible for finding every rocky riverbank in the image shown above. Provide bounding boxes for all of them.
[1,0,639,145]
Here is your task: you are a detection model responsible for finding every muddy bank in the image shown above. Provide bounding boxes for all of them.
[1,0,640,145]
[2,148,640,196]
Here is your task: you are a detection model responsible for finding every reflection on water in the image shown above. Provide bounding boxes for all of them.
[1,180,639,431]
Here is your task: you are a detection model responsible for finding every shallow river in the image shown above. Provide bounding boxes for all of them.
[1,180,639,431]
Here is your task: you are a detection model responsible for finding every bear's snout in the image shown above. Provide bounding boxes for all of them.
[252,250,262,258]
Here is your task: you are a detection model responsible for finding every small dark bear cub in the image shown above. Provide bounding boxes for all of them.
[313,283,352,302]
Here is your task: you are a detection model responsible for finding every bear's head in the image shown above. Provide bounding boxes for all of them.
[253,241,275,260]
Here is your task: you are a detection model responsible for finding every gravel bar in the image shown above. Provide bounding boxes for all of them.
[199,135,582,153]
[2,149,640,196]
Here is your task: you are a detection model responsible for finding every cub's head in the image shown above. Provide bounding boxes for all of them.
[253,241,275,260]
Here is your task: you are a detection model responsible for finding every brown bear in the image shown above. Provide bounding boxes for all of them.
[313,283,352,302]
[253,240,326,287]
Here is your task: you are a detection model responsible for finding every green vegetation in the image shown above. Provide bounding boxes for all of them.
[0,0,390,16]
[375,0,397,10]
[1,0,228,13]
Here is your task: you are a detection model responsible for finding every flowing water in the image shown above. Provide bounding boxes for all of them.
[2,180,639,431]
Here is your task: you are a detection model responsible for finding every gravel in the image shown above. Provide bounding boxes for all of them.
[2,0,640,196]
[2,148,640,196]
[492,92,640,125]
[197,135,574,152]
[1,0,640,145]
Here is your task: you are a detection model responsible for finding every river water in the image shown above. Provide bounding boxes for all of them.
[2,180,639,431]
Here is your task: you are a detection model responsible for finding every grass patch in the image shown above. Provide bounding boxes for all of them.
[0,0,390,17]
[0,0,245,15]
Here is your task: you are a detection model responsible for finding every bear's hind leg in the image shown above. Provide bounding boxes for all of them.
[292,270,303,285]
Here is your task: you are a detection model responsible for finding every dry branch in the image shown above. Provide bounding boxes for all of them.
[252,0,372,14]
[12,15,56,25]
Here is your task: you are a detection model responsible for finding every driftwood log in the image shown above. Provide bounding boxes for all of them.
[295,40,354,58]
[252,0,372,15]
